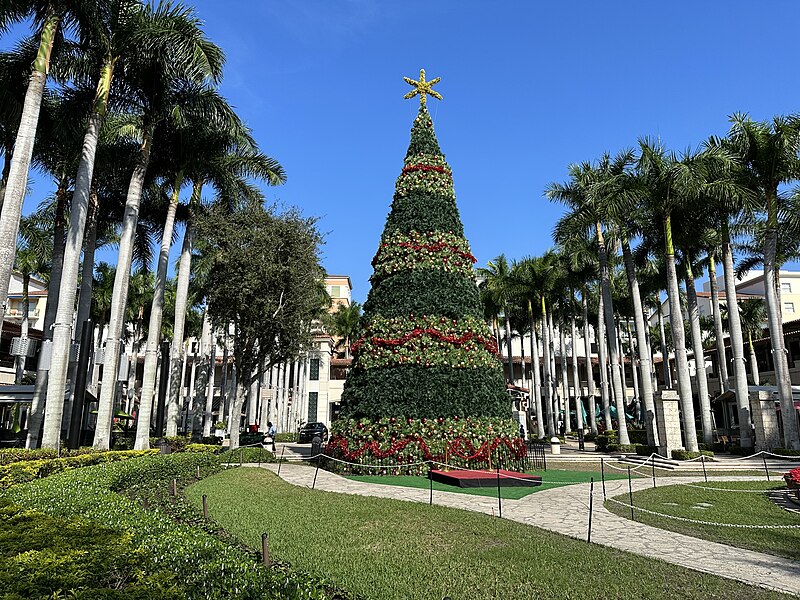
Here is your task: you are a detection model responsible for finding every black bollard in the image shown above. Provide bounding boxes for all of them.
[627,466,635,521]
[496,466,502,519]
[587,477,594,543]
[202,494,209,518]
[261,532,270,567]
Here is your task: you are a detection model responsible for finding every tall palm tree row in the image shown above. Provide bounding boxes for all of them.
[0,1,290,450]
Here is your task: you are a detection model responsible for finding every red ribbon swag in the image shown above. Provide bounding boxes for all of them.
[351,326,498,356]
[401,163,449,176]
[326,434,526,463]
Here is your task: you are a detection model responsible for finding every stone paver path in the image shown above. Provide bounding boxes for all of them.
[258,463,800,596]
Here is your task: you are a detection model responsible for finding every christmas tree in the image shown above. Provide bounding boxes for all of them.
[329,71,524,472]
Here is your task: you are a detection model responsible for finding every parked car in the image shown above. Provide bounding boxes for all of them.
[298,422,329,443]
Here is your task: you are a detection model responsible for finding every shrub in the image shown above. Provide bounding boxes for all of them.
[671,449,714,461]
[276,432,298,443]
[220,447,275,464]
[184,443,223,454]
[772,448,800,457]
[636,445,659,456]
[0,450,156,489]
[0,446,99,466]
[4,453,331,599]
[626,429,649,445]
[149,436,191,453]
[607,443,638,453]
[727,445,755,456]
[595,432,617,452]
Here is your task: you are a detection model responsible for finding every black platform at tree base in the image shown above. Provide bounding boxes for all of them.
[429,468,542,488]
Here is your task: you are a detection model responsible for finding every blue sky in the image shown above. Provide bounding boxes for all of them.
[12,1,800,302]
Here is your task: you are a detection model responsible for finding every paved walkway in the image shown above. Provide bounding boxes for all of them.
[258,463,800,596]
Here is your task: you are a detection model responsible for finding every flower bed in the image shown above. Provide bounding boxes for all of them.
[785,467,800,489]
[326,417,527,475]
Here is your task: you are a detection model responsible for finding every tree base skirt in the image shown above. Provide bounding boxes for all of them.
[325,416,528,475]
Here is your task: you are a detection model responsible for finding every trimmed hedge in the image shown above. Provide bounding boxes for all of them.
[772,448,800,457]
[3,453,331,599]
[0,450,157,489]
[339,364,509,420]
[0,446,98,466]
[671,449,714,461]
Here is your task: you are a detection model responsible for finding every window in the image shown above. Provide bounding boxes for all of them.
[309,358,320,380]
[330,285,341,298]
[781,282,792,293]
[307,392,318,421]
[784,302,796,314]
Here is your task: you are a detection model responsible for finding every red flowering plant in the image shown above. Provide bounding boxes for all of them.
[785,467,800,488]
[325,416,527,476]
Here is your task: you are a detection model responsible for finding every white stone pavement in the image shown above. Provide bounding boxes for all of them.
[257,462,800,597]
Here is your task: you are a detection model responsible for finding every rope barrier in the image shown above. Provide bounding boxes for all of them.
[677,483,782,493]
[606,498,800,529]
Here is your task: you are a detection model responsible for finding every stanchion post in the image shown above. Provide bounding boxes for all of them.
[496,465,502,519]
[202,494,209,518]
[171,478,177,497]
[701,454,708,483]
[651,456,656,488]
[240,446,243,467]
[762,454,771,482]
[601,458,607,500]
[627,466,635,521]
[261,532,270,567]
[277,446,285,476]
[429,466,433,505]
[587,477,594,544]
[312,452,321,490]
[196,465,201,479]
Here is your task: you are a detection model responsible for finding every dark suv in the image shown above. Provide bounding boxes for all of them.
[298,422,329,443]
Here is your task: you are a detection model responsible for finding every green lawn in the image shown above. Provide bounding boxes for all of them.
[187,467,793,600]
[605,480,800,560]
[346,468,627,500]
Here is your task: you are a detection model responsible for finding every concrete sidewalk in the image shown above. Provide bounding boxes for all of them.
[257,463,800,597]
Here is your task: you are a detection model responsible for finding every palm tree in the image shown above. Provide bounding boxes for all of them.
[0,0,101,343]
[510,257,547,438]
[325,301,362,359]
[39,2,224,450]
[636,139,701,452]
[716,114,800,449]
[478,255,516,385]
[14,216,51,382]
[548,153,631,444]
[737,298,767,386]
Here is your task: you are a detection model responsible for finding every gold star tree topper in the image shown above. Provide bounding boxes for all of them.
[403,68,442,107]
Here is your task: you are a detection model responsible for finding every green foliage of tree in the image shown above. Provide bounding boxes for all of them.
[340,105,508,421]
[197,202,325,447]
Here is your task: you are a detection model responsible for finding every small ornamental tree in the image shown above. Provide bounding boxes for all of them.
[330,71,523,471]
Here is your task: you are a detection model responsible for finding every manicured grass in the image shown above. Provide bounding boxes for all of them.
[605,480,800,560]
[346,468,627,500]
[188,467,793,600]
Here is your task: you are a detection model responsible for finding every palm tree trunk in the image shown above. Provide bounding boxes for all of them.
[597,291,612,431]
[627,320,641,426]
[707,255,729,391]
[202,329,216,438]
[0,143,12,211]
[41,105,108,449]
[748,333,760,386]
[547,310,559,434]
[621,241,658,445]
[166,208,196,436]
[663,215,699,452]
[529,306,545,439]
[540,297,555,436]
[685,261,713,446]
[596,223,630,444]
[127,311,142,413]
[617,319,627,406]
[722,221,753,449]
[519,331,526,388]
[96,126,154,451]
[138,173,183,441]
[582,288,597,434]
[559,322,570,434]
[570,316,584,432]
[0,10,60,344]
[26,181,67,448]
[657,301,672,387]
[14,273,30,384]
[61,188,99,437]
[763,193,800,449]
